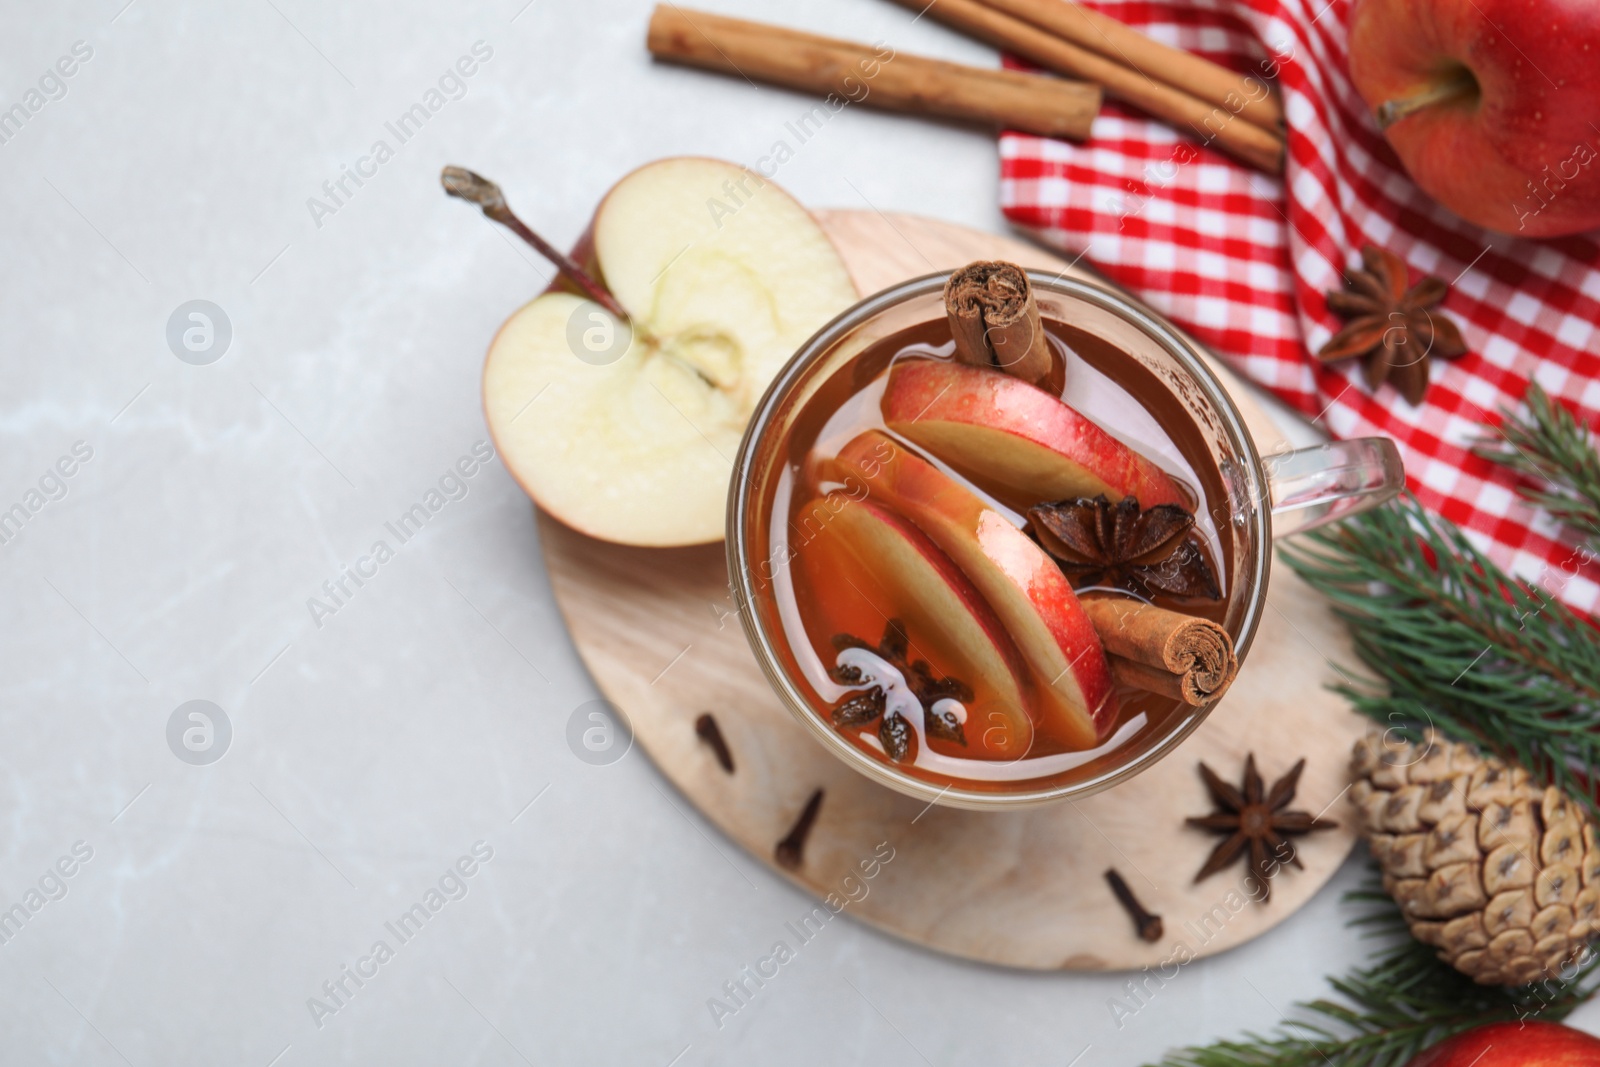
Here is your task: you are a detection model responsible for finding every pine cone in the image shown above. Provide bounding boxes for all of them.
[1350,730,1600,986]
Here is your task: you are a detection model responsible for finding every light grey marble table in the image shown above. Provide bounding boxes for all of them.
[2,1,1591,1064]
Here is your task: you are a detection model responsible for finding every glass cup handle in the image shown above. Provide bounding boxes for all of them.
[1263,437,1406,539]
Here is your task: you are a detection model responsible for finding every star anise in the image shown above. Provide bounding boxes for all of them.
[1317,245,1467,405]
[1028,495,1220,600]
[826,619,971,758]
[1185,754,1336,902]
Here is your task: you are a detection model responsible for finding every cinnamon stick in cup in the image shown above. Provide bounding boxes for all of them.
[1081,593,1237,705]
[647,6,1100,142]
[944,261,1057,388]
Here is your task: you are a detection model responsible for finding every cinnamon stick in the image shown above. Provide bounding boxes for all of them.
[977,0,1284,133]
[647,6,1100,142]
[1082,594,1236,706]
[944,261,1056,387]
[883,0,1284,173]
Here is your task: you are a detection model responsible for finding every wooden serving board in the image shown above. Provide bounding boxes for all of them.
[538,210,1368,970]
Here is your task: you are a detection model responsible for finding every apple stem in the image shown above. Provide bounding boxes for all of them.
[1373,69,1478,131]
[440,166,634,325]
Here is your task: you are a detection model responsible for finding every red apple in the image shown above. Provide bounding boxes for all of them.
[834,430,1117,750]
[881,358,1188,510]
[800,493,1035,760]
[1348,0,1600,238]
[482,157,858,547]
[1405,1020,1600,1066]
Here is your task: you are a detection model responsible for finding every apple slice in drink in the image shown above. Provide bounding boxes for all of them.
[881,358,1188,509]
[796,494,1036,760]
[481,157,858,547]
[835,431,1117,749]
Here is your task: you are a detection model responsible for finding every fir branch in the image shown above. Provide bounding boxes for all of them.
[1280,494,1600,814]
[1151,883,1600,1067]
[1169,402,1600,1067]
[1475,380,1600,550]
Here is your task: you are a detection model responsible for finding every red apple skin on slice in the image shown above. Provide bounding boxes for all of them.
[803,494,1035,760]
[881,358,1188,509]
[835,431,1117,750]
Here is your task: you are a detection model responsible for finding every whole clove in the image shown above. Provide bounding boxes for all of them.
[1104,868,1163,942]
[775,788,824,870]
[694,713,734,774]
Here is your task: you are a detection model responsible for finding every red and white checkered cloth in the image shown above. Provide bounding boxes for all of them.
[998,0,1600,612]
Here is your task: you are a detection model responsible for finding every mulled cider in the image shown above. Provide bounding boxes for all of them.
[746,263,1242,797]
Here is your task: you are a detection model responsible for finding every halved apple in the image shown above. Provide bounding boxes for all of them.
[801,493,1035,760]
[835,431,1117,749]
[483,157,858,546]
[881,358,1188,509]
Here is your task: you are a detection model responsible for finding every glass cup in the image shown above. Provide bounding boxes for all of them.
[727,272,1404,810]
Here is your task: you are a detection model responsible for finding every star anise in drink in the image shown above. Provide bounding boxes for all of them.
[1185,754,1336,902]
[1028,495,1220,599]
[1317,244,1467,405]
